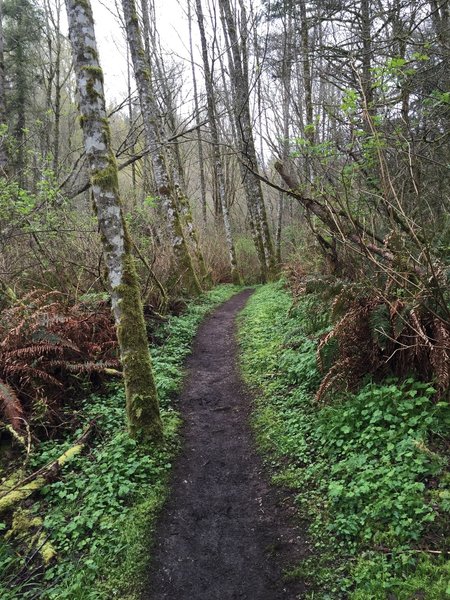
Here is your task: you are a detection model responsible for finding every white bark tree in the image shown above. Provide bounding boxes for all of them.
[0,0,7,175]
[195,0,240,284]
[64,0,162,441]
[121,0,202,296]
[218,0,276,281]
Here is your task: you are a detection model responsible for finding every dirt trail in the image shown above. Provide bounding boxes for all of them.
[144,289,307,600]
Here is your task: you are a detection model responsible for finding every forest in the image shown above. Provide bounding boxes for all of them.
[0,0,449,598]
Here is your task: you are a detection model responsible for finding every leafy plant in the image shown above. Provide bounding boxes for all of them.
[0,289,118,433]
[0,284,240,599]
[239,284,450,599]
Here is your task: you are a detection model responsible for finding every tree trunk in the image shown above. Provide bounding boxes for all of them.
[188,0,207,225]
[121,0,202,296]
[360,0,374,119]
[0,0,8,175]
[52,1,62,175]
[218,0,276,281]
[65,0,162,441]
[196,0,240,284]
[15,5,26,185]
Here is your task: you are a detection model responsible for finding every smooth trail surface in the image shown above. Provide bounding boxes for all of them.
[145,290,307,600]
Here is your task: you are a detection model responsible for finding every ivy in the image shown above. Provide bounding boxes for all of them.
[0,284,241,600]
[239,284,450,599]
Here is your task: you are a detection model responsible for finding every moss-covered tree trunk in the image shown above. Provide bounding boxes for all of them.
[0,0,7,175]
[121,0,201,297]
[218,0,276,282]
[64,0,162,441]
[196,0,241,285]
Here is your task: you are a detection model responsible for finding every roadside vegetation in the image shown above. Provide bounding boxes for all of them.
[239,283,450,599]
[0,285,240,600]
[1,0,449,597]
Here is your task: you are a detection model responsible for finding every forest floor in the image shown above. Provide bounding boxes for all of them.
[144,289,308,600]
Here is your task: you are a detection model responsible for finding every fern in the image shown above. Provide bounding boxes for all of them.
[370,303,391,351]
[431,317,450,397]
[0,380,23,431]
[0,289,118,432]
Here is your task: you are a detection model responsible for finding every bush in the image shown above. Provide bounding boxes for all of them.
[239,283,450,599]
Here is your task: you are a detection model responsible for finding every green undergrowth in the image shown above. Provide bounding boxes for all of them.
[0,284,241,600]
[239,283,450,599]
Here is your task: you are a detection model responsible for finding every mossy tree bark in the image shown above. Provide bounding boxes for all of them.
[187,0,207,226]
[121,0,202,297]
[195,0,241,285]
[218,0,276,282]
[64,0,162,441]
[0,0,7,175]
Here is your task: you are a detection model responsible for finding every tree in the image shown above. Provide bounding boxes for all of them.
[0,0,7,174]
[64,0,162,441]
[3,0,42,183]
[218,0,276,281]
[121,0,202,296]
[195,0,240,284]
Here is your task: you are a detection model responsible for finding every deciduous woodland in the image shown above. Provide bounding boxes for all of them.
[0,0,449,598]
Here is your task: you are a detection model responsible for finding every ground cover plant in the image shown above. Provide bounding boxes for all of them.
[239,283,450,599]
[0,284,240,600]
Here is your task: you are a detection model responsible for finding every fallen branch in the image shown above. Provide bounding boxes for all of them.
[0,419,96,514]
[374,545,443,556]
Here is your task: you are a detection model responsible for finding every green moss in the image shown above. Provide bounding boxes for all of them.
[77,0,93,13]
[86,78,100,101]
[117,226,163,442]
[39,537,57,564]
[91,153,119,192]
[5,509,57,565]
[80,64,103,79]
[5,509,41,539]
[56,444,83,467]
[0,476,46,514]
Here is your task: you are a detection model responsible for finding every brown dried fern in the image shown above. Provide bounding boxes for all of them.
[0,379,23,432]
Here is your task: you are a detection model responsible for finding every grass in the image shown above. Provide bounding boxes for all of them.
[0,284,241,600]
[238,282,450,599]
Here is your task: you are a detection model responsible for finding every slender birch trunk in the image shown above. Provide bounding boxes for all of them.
[276,8,294,267]
[275,191,283,266]
[298,0,314,185]
[0,0,8,176]
[196,0,240,284]
[141,0,209,284]
[121,0,201,296]
[44,0,63,174]
[188,0,207,225]
[126,47,137,202]
[218,0,276,281]
[64,0,162,441]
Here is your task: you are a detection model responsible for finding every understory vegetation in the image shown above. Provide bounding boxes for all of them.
[0,284,239,600]
[239,283,450,599]
[1,0,449,597]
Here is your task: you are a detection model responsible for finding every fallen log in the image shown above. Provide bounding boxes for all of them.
[0,419,96,514]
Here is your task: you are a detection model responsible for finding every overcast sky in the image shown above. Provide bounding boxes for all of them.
[88,0,192,104]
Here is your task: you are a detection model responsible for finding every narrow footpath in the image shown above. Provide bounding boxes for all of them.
[145,289,307,600]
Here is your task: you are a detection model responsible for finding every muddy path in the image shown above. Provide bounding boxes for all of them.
[144,289,307,600]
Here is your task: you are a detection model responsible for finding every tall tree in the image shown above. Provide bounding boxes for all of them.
[0,0,7,174]
[64,0,163,441]
[121,0,202,296]
[218,0,276,281]
[188,0,207,225]
[3,0,42,182]
[195,0,240,284]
